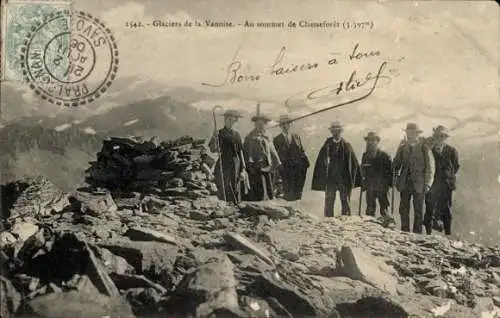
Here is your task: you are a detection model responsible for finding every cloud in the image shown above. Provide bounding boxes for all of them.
[123,119,139,126]
[54,123,72,132]
[83,127,96,135]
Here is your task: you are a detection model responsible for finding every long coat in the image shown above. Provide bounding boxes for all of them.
[431,144,460,191]
[273,133,310,200]
[273,133,310,169]
[311,138,362,191]
[361,149,393,192]
[243,128,281,201]
[393,137,435,193]
[208,127,244,204]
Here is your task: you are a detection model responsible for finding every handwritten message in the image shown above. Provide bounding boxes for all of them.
[201,42,401,121]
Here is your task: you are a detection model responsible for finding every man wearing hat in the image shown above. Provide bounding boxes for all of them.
[423,125,460,235]
[393,123,435,233]
[243,108,281,201]
[273,115,310,201]
[361,132,393,218]
[312,121,362,216]
[208,109,247,205]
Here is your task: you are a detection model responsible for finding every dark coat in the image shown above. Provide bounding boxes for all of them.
[431,144,460,191]
[311,138,362,191]
[273,133,310,169]
[273,133,309,201]
[208,127,244,204]
[361,149,393,192]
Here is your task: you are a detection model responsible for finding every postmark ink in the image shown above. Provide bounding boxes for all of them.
[20,10,119,107]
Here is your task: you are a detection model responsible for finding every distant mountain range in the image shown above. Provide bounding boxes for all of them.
[0,78,243,123]
[0,85,224,189]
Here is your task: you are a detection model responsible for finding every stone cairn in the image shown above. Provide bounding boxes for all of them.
[85,135,217,199]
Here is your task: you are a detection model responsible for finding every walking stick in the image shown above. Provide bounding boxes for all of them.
[358,185,363,216]
[391,169,396,215]
[358,146,364,216]
[212,105,226,202]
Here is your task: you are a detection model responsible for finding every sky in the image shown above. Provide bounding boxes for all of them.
[2,0,499,142]
[74,0,499,102]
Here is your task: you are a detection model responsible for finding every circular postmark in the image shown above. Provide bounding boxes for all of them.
[20,10,119,107]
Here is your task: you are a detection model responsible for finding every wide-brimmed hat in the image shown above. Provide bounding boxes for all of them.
[251,102,271,122]
[364,131,380,141]
[278,115,292,125]
[222,109,243,118]
[403,122,423,133]
[433,125,450,138]
[251,115,271,122]
[329,121,343,131]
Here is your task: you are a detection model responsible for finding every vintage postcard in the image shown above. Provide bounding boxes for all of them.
[1,0,499,317]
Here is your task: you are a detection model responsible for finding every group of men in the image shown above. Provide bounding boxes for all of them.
[208,109,460,236]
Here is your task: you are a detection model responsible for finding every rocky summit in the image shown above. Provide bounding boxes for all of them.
[1,136,500,318]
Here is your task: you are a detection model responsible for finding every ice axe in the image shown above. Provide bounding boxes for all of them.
[212,105,226,202]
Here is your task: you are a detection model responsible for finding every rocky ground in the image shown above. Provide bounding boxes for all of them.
[1,135,499,317]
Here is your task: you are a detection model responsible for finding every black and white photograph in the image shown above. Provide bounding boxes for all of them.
[1,0,499,317]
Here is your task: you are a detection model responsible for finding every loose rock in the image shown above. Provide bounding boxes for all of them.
[240,201,291,220]
[18,291,135,318]
[337,245,399,295]
[0,276,21,318]
[125,226,177,245]
[10,221,39,242]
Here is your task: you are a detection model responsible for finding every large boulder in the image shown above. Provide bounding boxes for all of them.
[0,276,21,318]
[17,291,135,318]
[175,254,240,317]
[0,231,17,248]
[9,221,39,242]
[245,269,332,317]
[337,245,399,295]
[335,296,410,317]
[70,190,118,216]
[311,276,383,304]
[99,239,179,289]
[1,176,69,220]
[91,246,135,275]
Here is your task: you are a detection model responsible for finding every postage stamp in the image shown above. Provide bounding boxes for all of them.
[2,1,72,81]
[3,1,119,107]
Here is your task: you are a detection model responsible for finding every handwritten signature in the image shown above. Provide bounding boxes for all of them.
[280,61,391,124]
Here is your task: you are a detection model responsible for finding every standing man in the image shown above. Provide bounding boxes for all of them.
[361,132,393,218]
[208,109,247,205]
[243,109,281,201]
[393,123,435,233]
[312,121,362,217]
[273,115,310,201]
[424,125,460,235]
